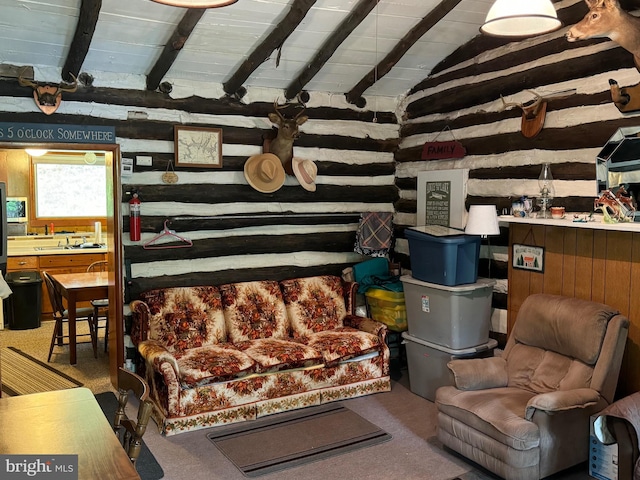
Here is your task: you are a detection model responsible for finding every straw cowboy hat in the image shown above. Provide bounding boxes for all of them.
[244,153,286,193]
[292,157,317,192]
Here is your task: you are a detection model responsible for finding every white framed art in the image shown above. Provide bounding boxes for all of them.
[416,169,468,229]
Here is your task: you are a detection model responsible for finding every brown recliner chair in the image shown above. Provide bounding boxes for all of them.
[435,293,629,480]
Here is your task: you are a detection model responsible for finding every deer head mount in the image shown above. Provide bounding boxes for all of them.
[266,99,308,175]
[18,72,78,115]
[566,0,640,71]
[500,89,576,138]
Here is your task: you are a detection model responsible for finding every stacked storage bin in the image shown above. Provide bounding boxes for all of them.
[400,225,497,401]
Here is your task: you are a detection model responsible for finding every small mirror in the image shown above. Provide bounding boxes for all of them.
[596,126,640,198]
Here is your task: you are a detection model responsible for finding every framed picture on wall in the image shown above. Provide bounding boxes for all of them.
[416,169,468,229]
[512,244,545,273]
[174,126,223,168]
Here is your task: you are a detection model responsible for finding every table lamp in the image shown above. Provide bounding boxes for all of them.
[465,205,500,278]
[465,205,500,237]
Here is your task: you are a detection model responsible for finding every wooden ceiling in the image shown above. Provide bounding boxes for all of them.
[0,0,495,106]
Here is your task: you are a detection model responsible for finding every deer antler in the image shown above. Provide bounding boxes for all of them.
[58,73,78,93]
[18,68,37,89]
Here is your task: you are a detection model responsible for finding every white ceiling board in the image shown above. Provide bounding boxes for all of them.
[0,0,496,103]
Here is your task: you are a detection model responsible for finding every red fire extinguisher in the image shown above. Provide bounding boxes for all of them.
[129,193,141,241]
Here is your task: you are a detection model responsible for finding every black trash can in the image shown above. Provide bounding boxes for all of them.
[4,271,43,330]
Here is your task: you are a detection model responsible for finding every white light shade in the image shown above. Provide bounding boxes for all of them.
[465,205,500,236]
[150,0,238,7]
[25,149,48,157]
[481,0,561,37]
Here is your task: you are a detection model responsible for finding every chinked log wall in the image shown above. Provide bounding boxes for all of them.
[395,0,640,342]
[0,81,399,298]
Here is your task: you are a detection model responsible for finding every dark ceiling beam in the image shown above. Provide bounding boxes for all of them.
[346,0,463,106]
[146,9,206,91]
[61,0,102,83]
[284,0,378,100]
[223,0,317,97]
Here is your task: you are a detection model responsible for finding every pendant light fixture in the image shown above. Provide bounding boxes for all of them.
[481,0,562,37]
[150,0,238,7]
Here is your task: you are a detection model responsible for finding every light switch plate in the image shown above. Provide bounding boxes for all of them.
[136,155,152,167]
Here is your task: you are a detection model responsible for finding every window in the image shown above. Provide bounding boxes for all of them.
[30,151,108,226]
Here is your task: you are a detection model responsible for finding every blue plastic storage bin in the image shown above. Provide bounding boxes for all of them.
[404,226,481,286]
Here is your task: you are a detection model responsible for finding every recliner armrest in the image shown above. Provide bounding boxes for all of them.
[447,356,508,390]
[138,339,179,378]
[525,388,600,420]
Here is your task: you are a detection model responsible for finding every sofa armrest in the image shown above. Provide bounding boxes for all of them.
[447,356,508,391]
[130,299,152,344]
[342,281,359,315]
[344,314,387,337]
[138,339,179,378]
[525,388,601,420]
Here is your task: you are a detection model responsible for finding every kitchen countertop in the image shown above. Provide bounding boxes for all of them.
[7,234,107,256]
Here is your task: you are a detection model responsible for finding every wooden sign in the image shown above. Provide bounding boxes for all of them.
[421,140,466,160]
[0,123,116,144]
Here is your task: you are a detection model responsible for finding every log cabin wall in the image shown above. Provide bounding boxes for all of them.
[395,0,640,393]
[0,81,399,298]
[395,0,640,337]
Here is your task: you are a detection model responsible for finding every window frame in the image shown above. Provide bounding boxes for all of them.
[28,151,109,228]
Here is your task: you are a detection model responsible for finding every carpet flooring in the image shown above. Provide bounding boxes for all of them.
[95,391,164,480]
[207,403,391,477]
[0,346,83,395]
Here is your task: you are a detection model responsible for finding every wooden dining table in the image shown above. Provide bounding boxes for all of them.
[49,271,109,365]
[0,387,140,479]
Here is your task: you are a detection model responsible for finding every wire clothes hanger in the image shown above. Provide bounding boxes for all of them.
[143,220,193,250]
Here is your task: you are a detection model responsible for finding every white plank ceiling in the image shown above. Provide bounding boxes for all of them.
[0,0,495,103]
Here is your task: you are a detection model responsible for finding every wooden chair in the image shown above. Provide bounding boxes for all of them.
[114,367,153,465]
[87,260,109,353]
[42,271,97,361]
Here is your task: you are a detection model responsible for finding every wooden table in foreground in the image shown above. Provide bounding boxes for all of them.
[0,388,140,480]
[49,271,109,365]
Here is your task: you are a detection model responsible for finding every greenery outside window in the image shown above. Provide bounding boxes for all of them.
[29,151,108,227]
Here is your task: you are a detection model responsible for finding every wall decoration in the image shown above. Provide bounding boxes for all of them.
[416,169,467,229]
[175,126,223,168]
[512,244,545,273]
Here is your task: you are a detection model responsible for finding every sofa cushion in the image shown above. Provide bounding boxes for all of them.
[139,286,226,353]
[304,327,380,365]
[235,338,324,373]
[175,343,256,388]
[219,281,289,342]
[280,276,347,339]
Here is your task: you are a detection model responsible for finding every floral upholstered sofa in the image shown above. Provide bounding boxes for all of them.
[130,275,391,435]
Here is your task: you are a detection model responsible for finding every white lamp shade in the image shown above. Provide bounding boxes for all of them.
[481,0,561,37]
[150,0,238,7]
[465,205,500,236]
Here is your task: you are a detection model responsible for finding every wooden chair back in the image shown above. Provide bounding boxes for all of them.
[41,271,65,319]
[114,367,153,465]
[87,260,108,273]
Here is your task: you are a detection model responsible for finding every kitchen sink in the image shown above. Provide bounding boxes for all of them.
[33,243,105,251]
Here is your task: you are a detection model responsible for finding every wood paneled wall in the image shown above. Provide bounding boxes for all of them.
[508,223,640,397]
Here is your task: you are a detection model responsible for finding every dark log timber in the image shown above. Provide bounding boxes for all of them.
[128,264,352,300]
[0,80,397,124]
[62,0,102,82]
[284,0,377,100]
[346,0,463,105]
[223,0,317,96]
[146,9,206,91]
